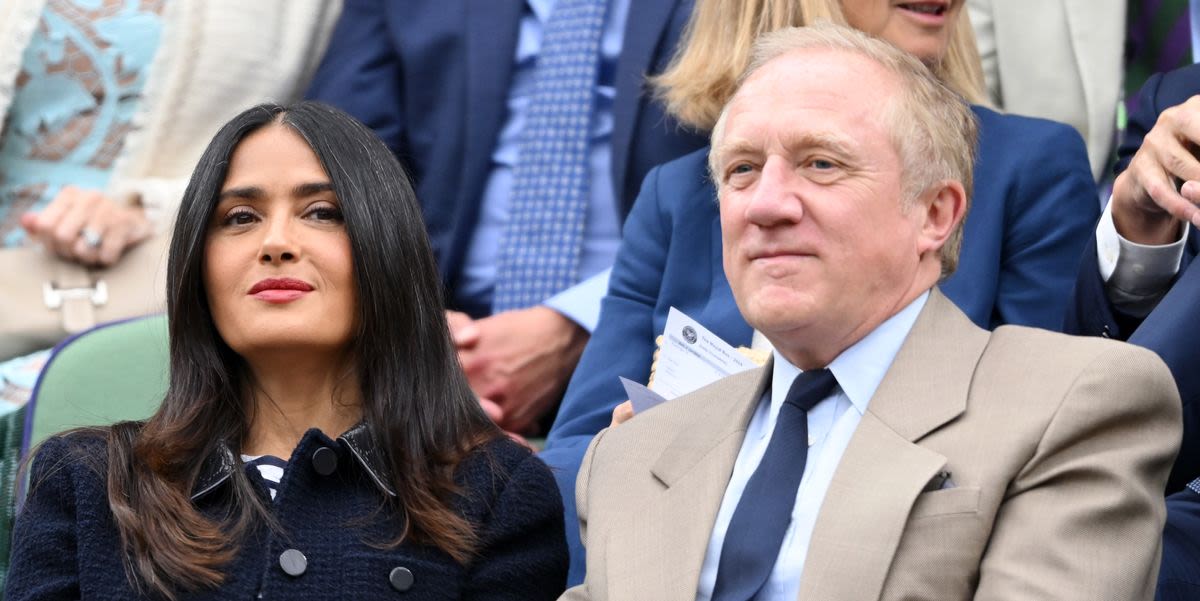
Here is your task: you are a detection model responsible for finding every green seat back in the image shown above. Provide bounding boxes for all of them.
[25,315,169,451]
[0,316,167,592]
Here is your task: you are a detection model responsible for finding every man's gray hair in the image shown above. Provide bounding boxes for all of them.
[709,22,979,276]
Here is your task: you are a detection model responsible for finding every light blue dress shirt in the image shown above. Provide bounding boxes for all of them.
[695,292,930,601]
[455,0,629,329]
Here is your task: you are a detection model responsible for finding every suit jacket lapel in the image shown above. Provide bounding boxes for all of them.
[610,0,681,199]
[798,289,990,600]
[462,1,522,209]
[637,365,769,601]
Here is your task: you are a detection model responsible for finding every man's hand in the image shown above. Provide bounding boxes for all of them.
[454,306,588,434]
[20,187,151,266]
[1112,96,1200,245]
[610,400,634,428]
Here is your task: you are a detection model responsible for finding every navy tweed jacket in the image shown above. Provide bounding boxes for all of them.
[5,425,567,600]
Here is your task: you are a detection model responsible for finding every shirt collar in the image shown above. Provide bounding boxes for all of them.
[770,291,929,416]
[527,0,554,22]
[190,422,396,501]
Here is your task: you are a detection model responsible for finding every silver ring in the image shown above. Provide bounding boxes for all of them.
[80,227,102,249]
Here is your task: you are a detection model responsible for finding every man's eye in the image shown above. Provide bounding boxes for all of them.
[810,159,836,170]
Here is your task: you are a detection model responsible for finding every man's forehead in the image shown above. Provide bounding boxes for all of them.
[744,46,895,91]
[727,50,896,121]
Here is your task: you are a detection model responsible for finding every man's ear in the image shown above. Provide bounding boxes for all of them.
[915,179,967,257]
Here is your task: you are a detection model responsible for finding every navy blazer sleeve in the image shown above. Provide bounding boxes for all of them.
[1065,65,1200,493]
[993,115,1100,329]
[538,163,680,584]
[6,436,86,601]
[305,0,407,159]
[540,149,752,584]
[1065,66,1200,340]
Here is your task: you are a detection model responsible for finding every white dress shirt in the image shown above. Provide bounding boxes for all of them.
[1096,199,1190,317]
[694,292,929,601]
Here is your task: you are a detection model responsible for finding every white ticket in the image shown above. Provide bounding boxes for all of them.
[649,307,758,401]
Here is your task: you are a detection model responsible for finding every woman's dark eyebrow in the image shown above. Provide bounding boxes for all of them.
[218,186,263,201]
[217,182,333,202]
[293,182,335,197]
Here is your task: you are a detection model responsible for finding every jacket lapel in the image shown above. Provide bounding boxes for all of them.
[634,365,769,601]
[610,0,682,198]
[798,290,990,600]
[462,1,522,210]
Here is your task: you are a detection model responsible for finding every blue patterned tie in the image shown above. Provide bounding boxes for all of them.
[711,368,839,601]
[492,0,608,312]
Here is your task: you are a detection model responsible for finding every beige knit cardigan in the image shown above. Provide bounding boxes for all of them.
[0,0,342,229]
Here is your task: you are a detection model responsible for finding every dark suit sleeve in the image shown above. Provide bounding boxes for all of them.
[540,162,678,583]
[305,0,408,159]
[1065,71,1174,341]
[5,437,83,601]
[463,453,568,601]
[995,120,1099,329]
[1160,487,1200,601]
[1064,68,1200,341]
[1114,72,1167,177]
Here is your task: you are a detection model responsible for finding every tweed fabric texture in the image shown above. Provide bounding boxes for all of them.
[5,429,568,600]
[493,0,608,311]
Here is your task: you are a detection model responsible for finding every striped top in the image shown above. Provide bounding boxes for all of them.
[242,454,287,500]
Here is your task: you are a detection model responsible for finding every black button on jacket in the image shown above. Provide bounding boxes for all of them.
[6,427,568,600]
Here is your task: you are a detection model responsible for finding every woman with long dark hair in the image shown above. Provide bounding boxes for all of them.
[5,101,568,600]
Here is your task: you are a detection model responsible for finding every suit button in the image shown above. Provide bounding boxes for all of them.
[279,549,307,577]
[312,446,338,476]
[389,566,414,592]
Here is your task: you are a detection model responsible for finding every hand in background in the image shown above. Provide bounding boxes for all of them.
[453,306,588,435]
[21,187,151,266]
[1112,96,1200,245]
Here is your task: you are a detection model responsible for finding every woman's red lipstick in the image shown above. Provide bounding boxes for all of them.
[248,278,314,303]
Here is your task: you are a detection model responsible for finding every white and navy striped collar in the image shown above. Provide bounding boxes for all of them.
[190,423,396,501]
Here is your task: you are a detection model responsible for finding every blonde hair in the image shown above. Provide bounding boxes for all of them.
[654,0,989,131]
[709,23,979,276]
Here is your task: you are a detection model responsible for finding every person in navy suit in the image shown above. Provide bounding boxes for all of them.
[1061,63,1200,601]
[306,0,706,436]
[542,0,1099,583]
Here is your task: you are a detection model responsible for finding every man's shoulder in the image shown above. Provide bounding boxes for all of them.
[980,326,1175,399]
[972,105,1088,156]
[644,146,715,196]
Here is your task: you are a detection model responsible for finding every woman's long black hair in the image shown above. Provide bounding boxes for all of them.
[104,102,499,598]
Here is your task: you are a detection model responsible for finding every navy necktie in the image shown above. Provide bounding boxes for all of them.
[710,368,839,601]
[492,0,609,312]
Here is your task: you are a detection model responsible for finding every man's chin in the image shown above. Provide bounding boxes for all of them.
[744,300,819,338]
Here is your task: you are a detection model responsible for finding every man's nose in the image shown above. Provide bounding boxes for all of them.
[744,156,803,226]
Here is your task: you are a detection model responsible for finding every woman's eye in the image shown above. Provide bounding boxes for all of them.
[222,210,257,226]
[306,204,344,223]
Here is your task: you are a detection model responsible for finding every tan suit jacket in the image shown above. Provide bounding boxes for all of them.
[561,290,1181,601]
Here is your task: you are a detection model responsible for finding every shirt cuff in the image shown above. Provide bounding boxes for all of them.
[542,268,612,333]
[1096,198,1189,316]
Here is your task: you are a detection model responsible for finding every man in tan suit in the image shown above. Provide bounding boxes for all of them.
[561,23,1181,601]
